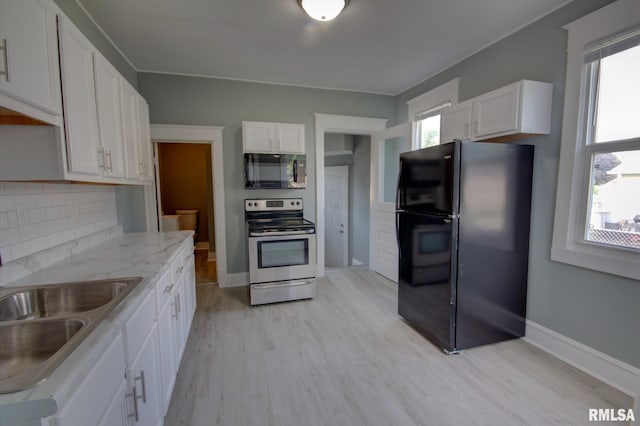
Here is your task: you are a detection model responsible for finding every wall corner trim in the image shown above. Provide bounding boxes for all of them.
[524,320,640,401]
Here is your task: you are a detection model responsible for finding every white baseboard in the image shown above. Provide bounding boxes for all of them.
[351,258,365,266]
[218,272,249,288]
[524,320,640,403]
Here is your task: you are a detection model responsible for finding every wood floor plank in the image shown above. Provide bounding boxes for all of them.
[165,269,632,426]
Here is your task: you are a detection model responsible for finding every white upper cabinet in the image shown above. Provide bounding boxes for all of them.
[137,96,153,182]
[121,78,141,180]
[243,121,305,154]
[440,100,472,143]
[94,52,126,178]
[440,80,553,142]
[58,15,101,176]
[472,82,521,139]
[0,0,62,122]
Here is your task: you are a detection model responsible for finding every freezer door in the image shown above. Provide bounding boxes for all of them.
[397,211,458,352]
[397,142,458,215]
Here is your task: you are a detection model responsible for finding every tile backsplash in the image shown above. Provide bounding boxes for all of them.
[0,182,117,264]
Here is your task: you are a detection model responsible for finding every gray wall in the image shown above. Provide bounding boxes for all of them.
[324,136,371,265]
[351,136,371,264]
[138,73,394,274]
[395,0,639,368]
[52,0,138,87]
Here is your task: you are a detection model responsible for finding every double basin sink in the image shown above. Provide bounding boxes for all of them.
[0,277,142,394]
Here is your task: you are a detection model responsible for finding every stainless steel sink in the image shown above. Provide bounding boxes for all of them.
[0,277,142,393]
[0,319,85,383]
[0,280,130,321]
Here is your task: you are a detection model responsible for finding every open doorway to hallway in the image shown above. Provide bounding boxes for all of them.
[156,142,217,285]
[323,133,371,269]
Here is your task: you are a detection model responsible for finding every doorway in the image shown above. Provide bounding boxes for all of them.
[324,134,372,269]
[156,142,217,285]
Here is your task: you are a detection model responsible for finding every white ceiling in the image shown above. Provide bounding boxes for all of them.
[77,0,571,95]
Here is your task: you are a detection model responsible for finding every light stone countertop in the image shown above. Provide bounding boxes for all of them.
[0,231,193,422]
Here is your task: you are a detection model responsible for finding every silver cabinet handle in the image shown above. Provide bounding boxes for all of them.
[176,292,181,313]
[0,39,9,82]
[163,283,174,294]
[98,148,105,169]
[105,150,113,172]
[126,386,140,422]
[171,298,178,319]
[176,265,184,274]
[134,370,147,403]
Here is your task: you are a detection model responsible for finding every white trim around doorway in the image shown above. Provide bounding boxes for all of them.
[315,114,387,278]
[147,124,232,286]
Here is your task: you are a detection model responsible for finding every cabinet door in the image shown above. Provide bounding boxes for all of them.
[98,379,129,426]
[0,0,61,115]
[185,254,196,326]
[157,301,177,414]
[243,122,275,153]
[276,124,305,153]
[472,82,520,139]
[127,323,163,426]
[58,16,101,176]
[121,79,141,180]
[94,52,126,178]
[440,100,472,143]
[137,96,153,182]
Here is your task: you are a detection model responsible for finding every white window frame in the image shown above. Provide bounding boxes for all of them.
[406,78,459,150]
[551,0,640,281]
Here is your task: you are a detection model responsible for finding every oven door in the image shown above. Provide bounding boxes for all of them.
[248,232,316,283]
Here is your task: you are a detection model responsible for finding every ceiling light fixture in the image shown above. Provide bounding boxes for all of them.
[298,0,350,22]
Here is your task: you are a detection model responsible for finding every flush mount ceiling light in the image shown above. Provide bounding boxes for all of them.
[298,0,350,21]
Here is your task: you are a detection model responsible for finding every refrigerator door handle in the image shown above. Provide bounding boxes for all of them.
[395,212,402,259]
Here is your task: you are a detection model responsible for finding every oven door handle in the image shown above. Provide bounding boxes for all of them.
[249,230,315,237]
[252,279,315,290]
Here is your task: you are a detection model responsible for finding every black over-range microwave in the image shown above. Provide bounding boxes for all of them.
[244,153,306,189]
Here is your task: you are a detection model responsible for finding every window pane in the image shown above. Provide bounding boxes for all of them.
[587,150,640,249]
[594,44,640,143]
[418,115,440,148]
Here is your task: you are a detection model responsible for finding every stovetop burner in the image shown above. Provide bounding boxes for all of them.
[245,198,315,236]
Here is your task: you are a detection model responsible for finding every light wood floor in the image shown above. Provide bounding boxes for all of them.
[165,268,631,426]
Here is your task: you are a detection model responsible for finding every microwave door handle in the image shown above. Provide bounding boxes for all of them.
[293,159,298,182]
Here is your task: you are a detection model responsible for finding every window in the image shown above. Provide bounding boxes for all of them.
[552,0,640,280]
[414,103,450,149]
[406,78,459,150]
[583,35,640,250]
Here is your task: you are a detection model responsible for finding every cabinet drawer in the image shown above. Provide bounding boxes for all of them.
[51,333,125,425]
[122,288,156,362]
[155,268,173,314]
[171,251,185,285]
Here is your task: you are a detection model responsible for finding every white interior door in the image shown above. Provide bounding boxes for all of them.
[369,124,411,282]
[325,166,349,267]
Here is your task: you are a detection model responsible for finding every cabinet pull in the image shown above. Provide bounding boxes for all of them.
[176,265,184,274]
[171,298,178,319]
[105,150,113,172]
[126,386,140,421]
[134,370,147,403]
[98,148,105,169]
[0,39,9,82]
[176,292,181,313]
[163,283,174,294]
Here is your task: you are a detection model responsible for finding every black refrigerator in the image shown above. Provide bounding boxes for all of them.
[396,140,534,353]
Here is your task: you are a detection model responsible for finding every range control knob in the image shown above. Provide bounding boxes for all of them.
[297,201,301,205]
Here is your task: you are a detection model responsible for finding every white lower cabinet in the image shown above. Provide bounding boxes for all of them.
[126,323,163,426]
[48,333,126,425]
[98,380,129,426]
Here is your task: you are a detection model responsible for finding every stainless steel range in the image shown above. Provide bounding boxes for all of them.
[245,198,316,305]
